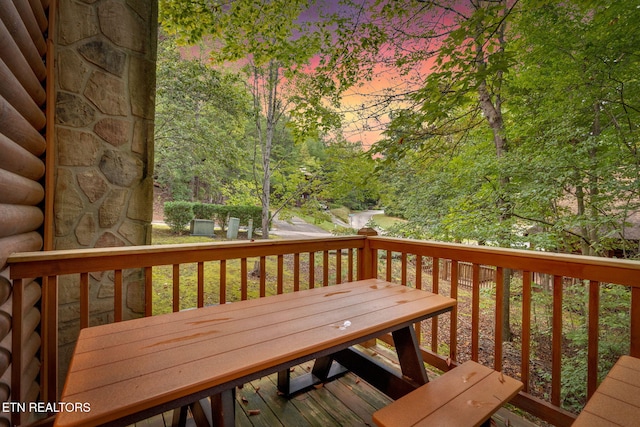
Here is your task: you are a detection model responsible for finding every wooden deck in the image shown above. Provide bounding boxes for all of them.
[132,368,391,427]
[131,346,537,427]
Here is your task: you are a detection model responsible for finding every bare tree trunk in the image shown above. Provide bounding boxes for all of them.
[475,0,513,341]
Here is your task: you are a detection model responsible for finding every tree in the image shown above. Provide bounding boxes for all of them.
[154,35,250,202]
[160,0,324,238]
[507,1,640,256]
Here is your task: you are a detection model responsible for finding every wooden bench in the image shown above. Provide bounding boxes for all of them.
[372,360,523,427]
[572,355,640,426]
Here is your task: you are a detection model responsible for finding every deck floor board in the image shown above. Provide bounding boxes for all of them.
[130,349,535,427]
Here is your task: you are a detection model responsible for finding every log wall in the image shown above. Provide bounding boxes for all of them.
[0,0,48,425]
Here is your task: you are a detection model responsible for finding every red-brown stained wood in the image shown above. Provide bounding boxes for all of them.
[336,249,342,284]
[55,279,455,427]
[197,261,204,307]
[114,269,122,322]
[309,252,315,288]
[551,275,562,406]
[449,260,458,361]
[241,257,248,300]
[372,361,522,427]
[172,264,179,312]
[293,252,300,291]
[220,259,227,303]
[471,263,480,361]
[323,250,329,286]
[587,280,599,399]
[80,272,89,329]
[574,355,640,427]
[521,271,532,393]
[277,255,283,294]
[494,266,504,371]
[632,288,640,358]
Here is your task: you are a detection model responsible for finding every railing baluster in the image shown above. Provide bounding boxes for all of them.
[494,266,504,371]
[114,269,122,322]
[197,262,204,308]
[144,266,152,317]
[415,254,422,346]
[172,264,180,312]
[220,260,226,304]
[431,257,439,353]
[336,249,342,285]
[294,253,300,292]
[80,272,89,329]
[11,277,23,426]
[309,252,315,288]
[631,287,640,358]
[587,280,599,399]
[241,258,247,300]
[386,250,392,282]
[348,248,354,281]
[401,252,407,286]
[471,264,480,361]
[551,275,563,406]
[259,256,266,297]
[277,255,283,294]
[450,260,458,361]
[521,270,532,393]
[323,250,329,286]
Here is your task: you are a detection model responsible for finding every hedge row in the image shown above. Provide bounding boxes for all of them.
[163,202,263,234]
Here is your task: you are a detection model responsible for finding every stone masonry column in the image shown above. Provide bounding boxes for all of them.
[54,0,157,387]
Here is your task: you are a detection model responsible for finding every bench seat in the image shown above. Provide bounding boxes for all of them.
[372,360,523,427]
[573,355,640,426]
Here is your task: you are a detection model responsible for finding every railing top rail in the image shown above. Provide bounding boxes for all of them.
[8,235,366,279]
[369,236,640,286]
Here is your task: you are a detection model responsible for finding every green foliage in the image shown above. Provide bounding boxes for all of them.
[164,201,194,234]
[192,203,217,220]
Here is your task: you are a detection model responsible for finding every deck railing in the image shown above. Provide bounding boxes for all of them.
[7,234,640,426]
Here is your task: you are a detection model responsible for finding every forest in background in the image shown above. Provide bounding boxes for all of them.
[156,0,640,258]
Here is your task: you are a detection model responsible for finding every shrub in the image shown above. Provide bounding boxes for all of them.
[192,203,216,220]
[164,201,194,234]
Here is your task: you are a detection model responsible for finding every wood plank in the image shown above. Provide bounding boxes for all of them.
[66,289,449,394]
[411,370,523,427]
[56,280,455,426]
[235,378,283,427]
[373,361,494,426]
[307,381,368,426]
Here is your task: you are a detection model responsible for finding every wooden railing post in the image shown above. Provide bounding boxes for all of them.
[631,287,640,358]
[357,228,378,280]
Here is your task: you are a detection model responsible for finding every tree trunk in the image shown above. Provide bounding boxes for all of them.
[475,0,513,342]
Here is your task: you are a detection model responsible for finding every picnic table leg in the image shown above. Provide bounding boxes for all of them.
[211,389,235,427]
[172,406,189,427]
[392,326,429,385]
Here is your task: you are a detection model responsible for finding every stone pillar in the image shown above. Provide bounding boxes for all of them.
[54,0,157,385]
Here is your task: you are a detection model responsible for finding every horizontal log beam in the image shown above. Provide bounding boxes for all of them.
[0,95,46,156]
[0,17,45,104]
[0,168,44,205]
[0,131,44,181]
[0,232,42,269]
[0,204,43,238]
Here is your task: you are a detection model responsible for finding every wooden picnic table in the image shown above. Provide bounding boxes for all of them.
[54,278,456,427]
[572,355,640,427]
